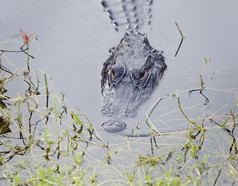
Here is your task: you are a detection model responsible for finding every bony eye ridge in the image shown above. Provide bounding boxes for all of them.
[111,68,115,80]
[111,65,125,81]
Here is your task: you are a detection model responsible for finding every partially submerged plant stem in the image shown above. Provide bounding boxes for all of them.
[175,21,184,57]
[176,93,199,128]
[200,57,211,89]
[175,92,205,138]
[44,73,50,125]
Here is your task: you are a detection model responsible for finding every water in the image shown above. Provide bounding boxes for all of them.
[0,0,238,185]
[1,0,237,128]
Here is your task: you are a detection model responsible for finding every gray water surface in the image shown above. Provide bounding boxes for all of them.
[1,0,238,133]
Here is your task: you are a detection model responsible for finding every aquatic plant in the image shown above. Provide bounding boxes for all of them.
[0,26,237,186]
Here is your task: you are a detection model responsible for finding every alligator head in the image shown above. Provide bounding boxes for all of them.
[101,32,167,120]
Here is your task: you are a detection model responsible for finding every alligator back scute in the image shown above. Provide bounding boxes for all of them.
[101,0,153,32]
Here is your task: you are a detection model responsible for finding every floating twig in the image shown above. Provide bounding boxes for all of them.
[200,57,211,89]
[44,73,50,125]
[175,21,185,57]
[0,44,35,59]
[145,97,163,134]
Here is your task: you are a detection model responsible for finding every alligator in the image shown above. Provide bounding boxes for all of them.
[100,0,167,133]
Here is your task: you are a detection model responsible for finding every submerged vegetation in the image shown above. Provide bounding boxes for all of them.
[0,29,238,186]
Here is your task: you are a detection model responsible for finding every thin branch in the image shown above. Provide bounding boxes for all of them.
[175,21,185,57]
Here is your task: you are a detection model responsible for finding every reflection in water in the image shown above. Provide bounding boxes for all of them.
[100,0,167,133]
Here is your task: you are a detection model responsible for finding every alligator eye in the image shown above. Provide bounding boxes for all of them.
[139,67,148,81]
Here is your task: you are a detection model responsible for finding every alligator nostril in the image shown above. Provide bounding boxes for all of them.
[102,120,126,133]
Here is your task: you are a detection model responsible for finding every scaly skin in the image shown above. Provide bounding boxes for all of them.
[101,0,153,32]
[101,33,166,133]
